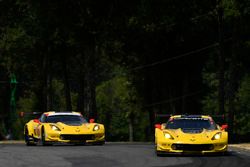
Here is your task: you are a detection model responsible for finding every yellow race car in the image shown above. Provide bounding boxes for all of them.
[24,111,105,146]
[155,115,228,156]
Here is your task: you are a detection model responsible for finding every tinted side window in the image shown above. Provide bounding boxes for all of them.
[39,114,47,123]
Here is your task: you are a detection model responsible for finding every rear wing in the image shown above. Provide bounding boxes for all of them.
[209,114,227,125]
[154,113,227,124]
[154,114,172,124]
[19,112,42,118]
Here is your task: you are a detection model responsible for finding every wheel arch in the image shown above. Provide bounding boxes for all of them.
[24,122,33,137]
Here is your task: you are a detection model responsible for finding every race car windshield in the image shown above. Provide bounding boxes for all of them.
[45,115,88,126]
[166,118,217,130]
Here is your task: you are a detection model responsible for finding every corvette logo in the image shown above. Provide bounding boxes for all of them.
[190,138,196,142]
[190,136,196,142]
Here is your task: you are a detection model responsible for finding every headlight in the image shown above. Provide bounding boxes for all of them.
[212,132,221,140]
[93,125,100,131]
[50,125,61,131]
[164,133,174,139]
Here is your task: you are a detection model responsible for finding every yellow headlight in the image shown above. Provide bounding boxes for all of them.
[50,125,61,131]
[164,133,174,139]
[93,125,100,131]
[212,132,221,140]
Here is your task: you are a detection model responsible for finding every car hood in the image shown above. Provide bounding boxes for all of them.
[51,122,96,133]
[163,129,221,142]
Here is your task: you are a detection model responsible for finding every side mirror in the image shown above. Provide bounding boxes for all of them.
[221,124,228,130]
[155,124,161,129]
[89,119,95,123]
[33,119,40,123]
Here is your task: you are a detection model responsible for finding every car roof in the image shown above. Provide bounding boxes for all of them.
[43,111,82,116]
[170,115,212,119]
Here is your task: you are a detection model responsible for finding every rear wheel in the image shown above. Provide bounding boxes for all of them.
[24,127,36,146]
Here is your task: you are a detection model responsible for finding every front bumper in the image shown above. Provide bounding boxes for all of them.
[156,141,228,154]
[45,132,105,143]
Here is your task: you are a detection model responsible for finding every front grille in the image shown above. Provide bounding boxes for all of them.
[172,144,214,151]
[60,134,94,141]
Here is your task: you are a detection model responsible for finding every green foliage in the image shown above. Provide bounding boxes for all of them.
[0,26,34,73]
[0,0,250,141]
[202,59,250,136]
[96,72,131,141]
[235,75,250,134]
[17,79,78,113]
[10,79,79,139]
[17,92,37,114]
[51,79,67,111]
[201,71,219,114]
[223,0,240,18]
[96,67,147,141]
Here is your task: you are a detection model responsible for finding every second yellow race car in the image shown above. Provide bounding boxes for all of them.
[155,115,228,156]
[24,111,105,146]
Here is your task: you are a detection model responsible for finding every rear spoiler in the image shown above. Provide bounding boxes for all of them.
[208,114,227,125]
[155,114,172,117]
[208,114,226,119]
[19,112,42,117]
[154,113,227,124]
[154,113,172,123]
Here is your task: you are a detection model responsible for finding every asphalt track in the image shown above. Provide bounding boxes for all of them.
[0,143,249,167]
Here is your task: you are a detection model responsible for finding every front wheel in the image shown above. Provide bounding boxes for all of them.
[155,143,164,157]
[156,151,165,157]
[93,141,105,145]
[41,128,51,146]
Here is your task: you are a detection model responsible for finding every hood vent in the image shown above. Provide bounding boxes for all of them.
[181,128,203,134]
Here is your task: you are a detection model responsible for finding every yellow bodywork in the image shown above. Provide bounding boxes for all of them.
[24,111,105,145]
[155,115,228,154]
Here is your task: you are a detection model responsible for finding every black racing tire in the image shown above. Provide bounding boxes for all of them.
[74,142,86,146]
[24,127,36,146]
[155,144,165,157]
[41,128,51,146]
[156,150,165,157]
[217,151,229,156]
[93,141,105,145]
[155,146,171,157]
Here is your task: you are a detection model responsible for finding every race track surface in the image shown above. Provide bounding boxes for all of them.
[0,143,249,167]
